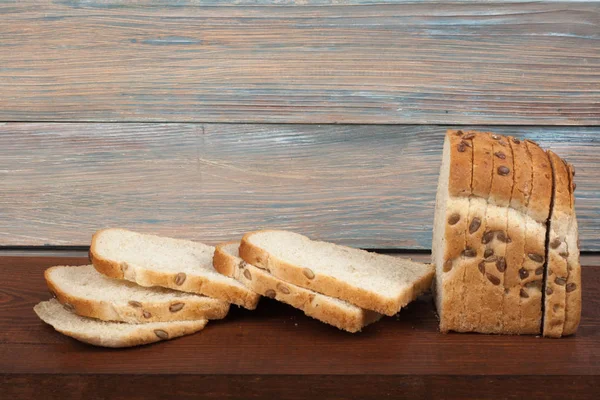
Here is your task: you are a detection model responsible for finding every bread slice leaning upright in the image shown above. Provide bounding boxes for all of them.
[432,129,474,332]
[46,265,230,323]
[35,299,207,348]
[543,151,581,337]
[239,230,435,316]
[90,229,260,310]
[214,242,382,333]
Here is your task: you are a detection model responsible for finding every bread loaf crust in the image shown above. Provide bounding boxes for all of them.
[214,242,381,333]
[447,130,474,197]
[90,229,260,310]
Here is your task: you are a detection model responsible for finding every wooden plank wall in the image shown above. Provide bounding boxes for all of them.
[0,1,599,250]
[0,1,598,124]
[1,123,598,250]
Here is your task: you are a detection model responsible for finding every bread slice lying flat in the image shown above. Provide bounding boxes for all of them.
[90,229,260,310]
[34,299,207,348]
[214,242,382,333]
[45,265,230,323]
[239,231,435,316]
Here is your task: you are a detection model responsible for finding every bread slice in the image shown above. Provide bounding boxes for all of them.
[543,151,575,337]
[90,229,260,310]
[481,133,514,333]
[562,162,581,335]
[45,265,230,323]
[459,132,493,332]
[432,130,473,332]
[461,133,515,334]
[214,241,382,333]
[34,299,207,348]
[502,137,532,334]
[519,141,552,334]
[239,231,434,316]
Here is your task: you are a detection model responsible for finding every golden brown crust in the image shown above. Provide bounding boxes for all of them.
[240,231,434,316]
[489,133,514,207]
[509,137,532,214]
[89,229,123,278]
[447,129,473,197]
[526,141,553,223]
[44,266,229,323]
[470,131,494,198]
[215,242,381,333]
[90,230,260,310]
[212,240,240,278]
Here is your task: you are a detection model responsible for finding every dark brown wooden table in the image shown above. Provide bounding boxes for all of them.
[1,255,598,399]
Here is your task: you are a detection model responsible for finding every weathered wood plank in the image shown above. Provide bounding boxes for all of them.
[0,2,598,124]
[0,123,598,250]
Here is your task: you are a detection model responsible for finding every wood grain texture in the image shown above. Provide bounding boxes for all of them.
[1,123,598,250]
[0,255,599,400]
[2,375,600,400]
[0,2,599,124]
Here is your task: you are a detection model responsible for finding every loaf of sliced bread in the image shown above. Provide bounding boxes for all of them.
[434,130,580,337]
[45,265,230,323]
[214,242,382,333]
[90,229,260,310]
[34,299,207,348]
[239,230,434,316]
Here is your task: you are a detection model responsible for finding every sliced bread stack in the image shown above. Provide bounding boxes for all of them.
[213,230,435,332]
[35,229,260,347]
[433,130,581,337]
